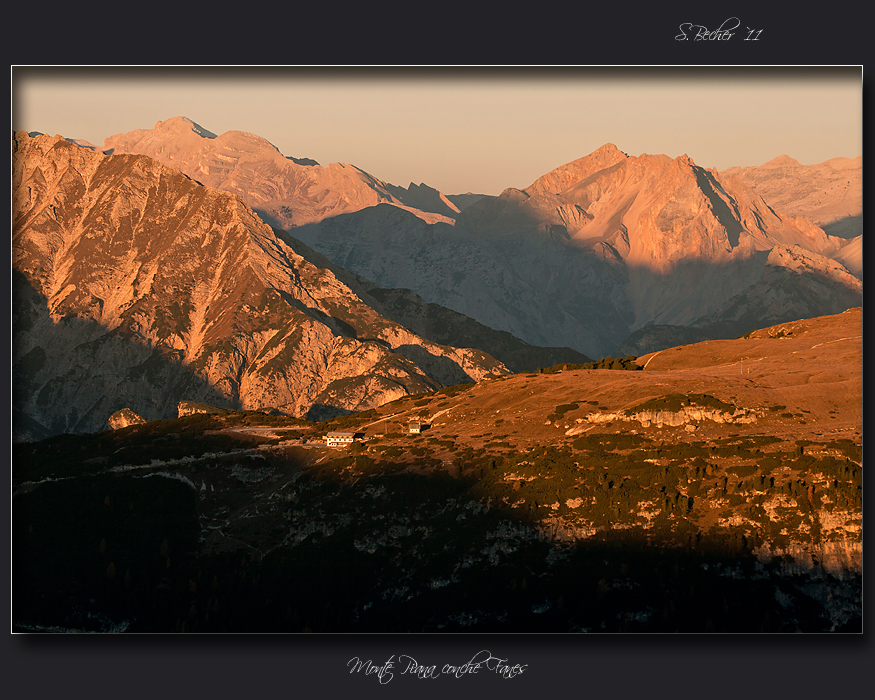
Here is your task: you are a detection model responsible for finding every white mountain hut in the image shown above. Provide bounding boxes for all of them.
[324,431,360,447]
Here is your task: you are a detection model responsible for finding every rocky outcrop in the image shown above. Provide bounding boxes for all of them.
[567,404,761,433]
[753,539,862,580]
[106,408,146,430]
[177,401,227,418]
[12,131,509,437]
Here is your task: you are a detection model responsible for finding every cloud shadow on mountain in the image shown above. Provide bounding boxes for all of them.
[288,203,636,359]
[277,229,594,371]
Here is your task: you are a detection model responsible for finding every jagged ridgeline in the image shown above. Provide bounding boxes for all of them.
[288,145,861,359]
[95,118,861,362]
[12,131,510,437]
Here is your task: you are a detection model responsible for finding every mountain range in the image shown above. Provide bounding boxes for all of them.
[100,116,461,228]
[291,145,861,358]
[12,131,511,437]
[100,118,860,359]
[12,118,863,437]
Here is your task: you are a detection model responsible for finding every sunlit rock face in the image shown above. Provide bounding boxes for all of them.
[12,131,507,437]
[720,154,862,240]
[176,401,227,419]
[106,408,147,430]
[102,116,458,228]
[719,155,862,280]
[291,144,861,358]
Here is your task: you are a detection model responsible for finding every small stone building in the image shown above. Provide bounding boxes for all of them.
[407,421,422,434]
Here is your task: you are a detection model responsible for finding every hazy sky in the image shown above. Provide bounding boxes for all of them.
[12,67,862,196]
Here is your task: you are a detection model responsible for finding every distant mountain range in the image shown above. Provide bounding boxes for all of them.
[720,154,862,242]
[14,118,863,437]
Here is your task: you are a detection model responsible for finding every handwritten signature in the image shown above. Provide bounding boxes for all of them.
[675,18,763,41]
[347,650,527,684]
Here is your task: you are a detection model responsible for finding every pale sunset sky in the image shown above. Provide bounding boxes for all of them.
[12,67,862,196]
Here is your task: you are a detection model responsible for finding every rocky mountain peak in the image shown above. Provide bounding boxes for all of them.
[154,116,217,139]
[760,154,801,168]
[525,144,629,196]
[595,142,623,155]
[102,117,460,228]
[13,131,508,436]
